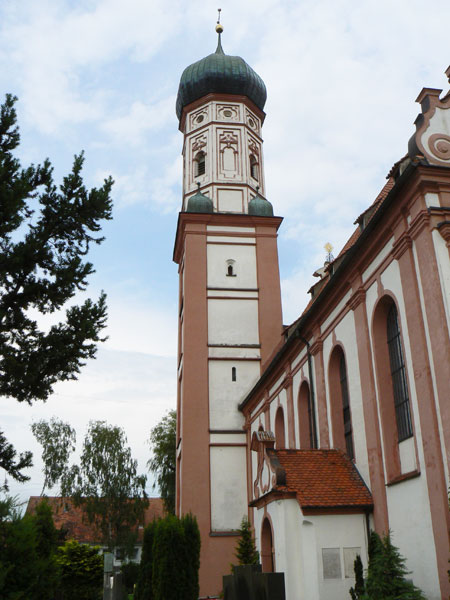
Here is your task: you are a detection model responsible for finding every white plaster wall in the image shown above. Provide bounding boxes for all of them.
[209,346,260,359]
[292,365,308,448]
[210,433,246,444]
[269,374,285,397]
[320,289,352,334]
[385,475,441,599]
[210,446,247,531]
[291,347,307,371]
[312,513,368,600]
[423,107,450,164]
[424,192,441,208]
[208,299,259,345]
[322,311,370,486]
[207,243,257,289]
[209,360,260,429]
[269,389,287,444]
[432,228,450,334]
[207,225,255,233]
[361,236,394,283]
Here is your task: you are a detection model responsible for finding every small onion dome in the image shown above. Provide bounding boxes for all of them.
[186,187,214,213]
[248,193,274,217]
[176,33,267,121]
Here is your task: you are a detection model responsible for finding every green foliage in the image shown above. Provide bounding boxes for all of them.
[135,519,157,600]
[62,420,148,558]
[31,417,76,495]
[0,496,39,599]
[0,429,32,490]
[147,410,176,514]
[181,513,201,600]
[234,516,259,566]
[0,94,113,406]
[152,515,187,600]
[0,93,112,483]
[121,561,140,596]
[32,500,60,599]
[349,554,365,600]
[56,539,103,600]
[361,531,426,600]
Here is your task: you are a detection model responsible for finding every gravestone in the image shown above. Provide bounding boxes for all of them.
[223,564,285,600]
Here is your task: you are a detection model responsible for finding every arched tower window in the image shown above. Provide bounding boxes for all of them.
[226,259,236,277]
[298,381,312,449]
[387,303,413,441]
[261,518,274,572]
[328,346,354,459]
[195,151,206,177]
[250,154,259,180]
[274,407,285,449]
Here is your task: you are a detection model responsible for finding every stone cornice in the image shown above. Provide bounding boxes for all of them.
[408,210,431,240]
[346,288,366,311]
[392,233,413,260]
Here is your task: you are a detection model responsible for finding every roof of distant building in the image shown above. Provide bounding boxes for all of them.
[25,496,165,545]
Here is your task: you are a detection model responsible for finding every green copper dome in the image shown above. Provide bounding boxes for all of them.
[186,188,214,213]
[248,193,273,217]
[176,35,267,121]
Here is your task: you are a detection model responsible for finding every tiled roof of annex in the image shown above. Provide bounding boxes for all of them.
[26,496,165,545]
[270,449,373,509]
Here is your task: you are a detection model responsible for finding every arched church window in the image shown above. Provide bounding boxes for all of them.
[274,407,285,449]
[339,354,354,460]
[250,154,258,180]
[328,346,354,459]
[195,151,206,177]
[261,518,274,573]
[298,381,313,449]
[387,303,413,441]
[231,367,236,382]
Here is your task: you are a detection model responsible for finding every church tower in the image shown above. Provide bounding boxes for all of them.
[173,23,283,596]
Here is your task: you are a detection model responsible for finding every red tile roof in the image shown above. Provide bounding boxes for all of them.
[26,496,165,544]
[269,449,372,510]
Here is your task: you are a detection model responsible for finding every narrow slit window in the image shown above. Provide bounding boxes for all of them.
[232,367,236,382]
[250,155,258,180]
[195,152,206,177]
[226,260,236,277]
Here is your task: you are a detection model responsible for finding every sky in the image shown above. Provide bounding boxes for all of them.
[0,0,449,506]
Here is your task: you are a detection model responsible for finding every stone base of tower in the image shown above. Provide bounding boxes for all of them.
[198,534,238,598]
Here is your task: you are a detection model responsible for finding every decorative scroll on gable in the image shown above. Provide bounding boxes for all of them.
[251,430,286,500]
[408,67,450,167]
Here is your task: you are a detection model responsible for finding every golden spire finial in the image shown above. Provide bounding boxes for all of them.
[216,8,223,33]
[324,242,334,263]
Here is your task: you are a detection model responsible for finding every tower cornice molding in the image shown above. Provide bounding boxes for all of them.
[179,93,266,131]
[173,212,283,263]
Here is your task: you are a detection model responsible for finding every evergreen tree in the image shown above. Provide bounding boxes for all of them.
[152,515,187,600]
[135,519,157,600]
[349,554,365,600]
[31,500,60,599]
[0,93,113,481]
[364,531,426,600]
[0,496,39,599]
[55,539,103,600]
[0,429,32,490]
[234,516,259,565]
[182,512,201,600]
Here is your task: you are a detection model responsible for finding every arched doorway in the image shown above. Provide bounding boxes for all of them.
[261,517,274,572]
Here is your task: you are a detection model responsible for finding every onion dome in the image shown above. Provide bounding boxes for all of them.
[248,192,274,217]
[186,185,214,213]
[176,27,267,121]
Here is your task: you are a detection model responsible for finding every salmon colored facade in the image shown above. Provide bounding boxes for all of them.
[174,31,450,600]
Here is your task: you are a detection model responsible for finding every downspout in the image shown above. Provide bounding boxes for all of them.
[299,334,318,449]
